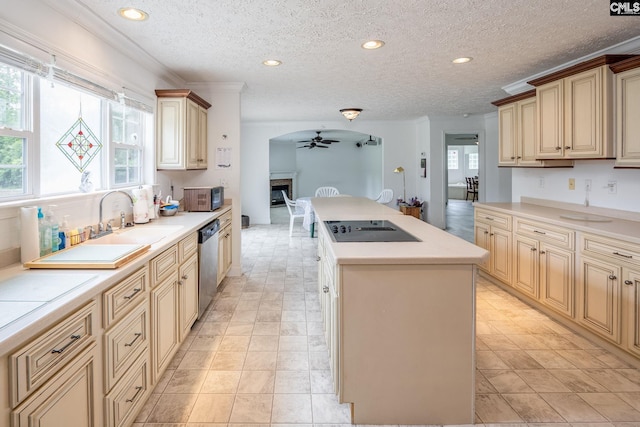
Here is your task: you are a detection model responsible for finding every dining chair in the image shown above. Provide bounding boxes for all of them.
[465,177,478,202]
[374,189,394,204]
[314,186,340,197]
[282,190,305,237]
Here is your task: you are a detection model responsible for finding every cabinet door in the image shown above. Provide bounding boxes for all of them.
[197,106,208,169]
[623,269,640,357]
[536,80,564,158]
[539,243,574,318]
[491,227,512,284]
[616,68,640,166]
[217,225,232,286]
[185,99,201,169]
[578,256,622,343]
[474,222,491,273]
[565,68,603,157]
[12,344,97,427]
[513,236,539,298]
[498,103,518,166]
[151,275,180,384]
[518,97,542,166]
[330,287,340,395]
[156,98,186,169]
[179,252,199,341]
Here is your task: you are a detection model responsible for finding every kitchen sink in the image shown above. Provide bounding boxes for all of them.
[87,225,185,245]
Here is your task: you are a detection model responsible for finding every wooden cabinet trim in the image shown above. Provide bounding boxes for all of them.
[610,55,640,74]
[491,89,536,107]
[154,89,212,109]
[528,55,634,87]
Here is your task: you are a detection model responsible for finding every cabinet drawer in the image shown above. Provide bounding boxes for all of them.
[10,301,96,407]
[104,352,150,427]
[514,217,574,250]
[581,233,640,267]
[475,209,512,231]
[218,209,232,229]
[103,266,148,327]
[150,245,178,286]
[104,301,149,392]
[179,232,198,261]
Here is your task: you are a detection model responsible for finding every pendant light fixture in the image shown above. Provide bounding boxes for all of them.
[340,108,362,121]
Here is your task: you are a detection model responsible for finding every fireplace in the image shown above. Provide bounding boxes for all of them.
[271,178,293,206]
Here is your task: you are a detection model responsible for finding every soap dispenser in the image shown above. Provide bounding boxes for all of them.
[38,207,52,256]
[46,205,59,252]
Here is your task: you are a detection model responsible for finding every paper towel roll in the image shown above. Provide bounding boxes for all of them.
[132,188,150,224]
[143,185,155,220]
[20,206,40,263]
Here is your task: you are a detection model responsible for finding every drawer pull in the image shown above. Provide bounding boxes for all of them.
[533,230,546,235]
[123,288,142,300]
[51,334,81,354]
[625,280,634,285]
[613,251,633,259]
[323,286,329,293]
[125,386,144,403]
[609,275,617,280]
[484,216,494,221]
[124,332,142,347]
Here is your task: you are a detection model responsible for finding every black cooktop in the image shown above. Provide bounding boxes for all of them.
[324,220,421,242]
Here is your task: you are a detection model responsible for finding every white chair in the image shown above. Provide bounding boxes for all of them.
[374,189,394,204]
[282,190,304,237]
[315,186,340,197]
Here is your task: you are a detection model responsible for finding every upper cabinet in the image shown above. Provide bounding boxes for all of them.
[492,90,573,168]
[611,56,640,168]
[155,89,211,170]
[527,55,633,160]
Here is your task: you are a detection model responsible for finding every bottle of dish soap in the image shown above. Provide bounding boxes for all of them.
[58,215,70,250]
[38,207,52,256]
[46,206,60,252]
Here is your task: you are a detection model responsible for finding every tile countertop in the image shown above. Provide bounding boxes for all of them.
[0,205,230,354]
[311,197,488,265]
[474,200,640,245]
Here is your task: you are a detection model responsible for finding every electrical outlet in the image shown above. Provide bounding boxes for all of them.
[585,179,592,191]
[568,178,575,190]
[608,180,617,194]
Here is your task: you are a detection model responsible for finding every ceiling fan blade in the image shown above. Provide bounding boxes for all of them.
[321,139,340,143]
[317,145,328,148]
[297,140,312,143]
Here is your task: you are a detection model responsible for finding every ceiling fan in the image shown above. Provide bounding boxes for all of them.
[297,141,328,149]
[297,131,340,145]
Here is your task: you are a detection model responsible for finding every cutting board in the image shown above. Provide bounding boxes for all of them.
[24,244,150,269]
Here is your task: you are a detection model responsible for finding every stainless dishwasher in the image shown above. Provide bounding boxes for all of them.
[198,219,220,318]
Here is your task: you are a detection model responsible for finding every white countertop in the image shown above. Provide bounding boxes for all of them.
[0,206,230,354]
[475,201,640,244]
[311,197,488,265]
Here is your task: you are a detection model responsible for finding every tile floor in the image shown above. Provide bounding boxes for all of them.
[133,206,640,426]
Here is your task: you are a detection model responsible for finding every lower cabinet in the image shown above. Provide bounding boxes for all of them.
[475,218,512,284]
[217,223,232,286]
[539,243,575,317]
[104,355,150,427]
[151,266,180,384]
[178,252,199,341]
[318,229,340,396]
[12,343,98,427]
[623,269,640,358]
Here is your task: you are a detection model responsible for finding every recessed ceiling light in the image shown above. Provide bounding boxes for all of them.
[361,40,385,50]
[118,7,148,21]
[452,57,472,64]
[263,59,282,67]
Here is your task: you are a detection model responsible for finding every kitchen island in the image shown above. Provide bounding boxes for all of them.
[311,197,488,425]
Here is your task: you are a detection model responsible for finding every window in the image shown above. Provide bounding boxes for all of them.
[447,149,458,169]
[0,64,30,198]
[468,152,478,169]
[0,48,153,201]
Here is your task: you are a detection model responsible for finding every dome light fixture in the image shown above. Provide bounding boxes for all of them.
[340,108,363,121]
[262,59,282,67]
[118,7,149,21]
[361,40,385,50]
[452,57,473,64]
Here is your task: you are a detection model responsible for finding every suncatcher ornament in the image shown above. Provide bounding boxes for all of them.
[55,104,103,172]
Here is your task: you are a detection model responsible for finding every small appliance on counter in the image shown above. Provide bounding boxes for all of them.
[183,186,224,212]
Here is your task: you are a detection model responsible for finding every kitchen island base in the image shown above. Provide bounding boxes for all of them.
[340,264,476,425]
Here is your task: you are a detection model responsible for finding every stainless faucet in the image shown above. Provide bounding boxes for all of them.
[98,190,134,235]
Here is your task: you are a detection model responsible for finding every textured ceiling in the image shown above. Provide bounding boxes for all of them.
[52,0,640,122]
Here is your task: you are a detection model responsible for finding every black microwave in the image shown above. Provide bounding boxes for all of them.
[183,186,224,211]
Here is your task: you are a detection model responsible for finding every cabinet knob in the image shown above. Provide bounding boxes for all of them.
[625,280,634,285]
[531,247,537,252]
[490,233,494,236]
[323,286,329,293]
[316,256,321,262]
[609,275,617,280]
[510,156,516,160]
[484,231,489,235]
[540,250,546,254]
[555,146,562,150]
[182,274,188,280]
[517,156,522,159]
[565,146,571,150]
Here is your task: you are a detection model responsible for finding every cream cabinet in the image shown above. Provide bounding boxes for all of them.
[622,269,640,358]
[528,56,633,159]
[474,209,512,284]
[612,57,640,167]
[512,218,575,318]
[217,209,233,286]
[155,89,211,170]
[178,252,198,341]
[493,91,573,167]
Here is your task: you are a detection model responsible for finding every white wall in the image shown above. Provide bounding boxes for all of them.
[242,121,417,224]
[512,161,640,211]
